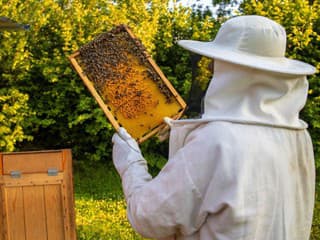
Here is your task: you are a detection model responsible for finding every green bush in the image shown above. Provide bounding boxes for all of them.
[0,0,173,162]
[0,88,33,151]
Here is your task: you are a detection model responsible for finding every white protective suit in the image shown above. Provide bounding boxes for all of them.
[112,60,315,240]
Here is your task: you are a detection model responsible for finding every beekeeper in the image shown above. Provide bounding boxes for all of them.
[112,15,316,240]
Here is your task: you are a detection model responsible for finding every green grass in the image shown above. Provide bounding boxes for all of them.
[74,162,148,240]
[74,162,320,239]
[311,182,320,240]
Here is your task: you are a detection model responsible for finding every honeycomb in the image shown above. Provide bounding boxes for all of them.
[70,25,186,142]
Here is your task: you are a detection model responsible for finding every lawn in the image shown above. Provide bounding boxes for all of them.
[74,162,320,239]
[74,162,148,240]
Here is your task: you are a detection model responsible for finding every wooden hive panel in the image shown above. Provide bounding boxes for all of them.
[69,25,186,143]
[0,149,76,240]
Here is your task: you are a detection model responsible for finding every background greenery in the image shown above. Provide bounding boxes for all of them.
[0,0,319,238]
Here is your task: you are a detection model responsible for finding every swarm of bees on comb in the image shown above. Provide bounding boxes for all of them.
[69,24,186,142]
[77,24,173,119]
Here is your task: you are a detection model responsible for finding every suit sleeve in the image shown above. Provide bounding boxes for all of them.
[121,137,207,239]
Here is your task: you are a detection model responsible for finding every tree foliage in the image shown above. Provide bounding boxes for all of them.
[0,0,170,161]
[0,0,319,173]
[0,88,33,151]
[0,0,219,162]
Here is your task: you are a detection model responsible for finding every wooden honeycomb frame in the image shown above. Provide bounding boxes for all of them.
[69,25,186,143]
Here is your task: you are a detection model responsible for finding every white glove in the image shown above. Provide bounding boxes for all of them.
[112,127,144,176]
[157,117,173,142]
[117,127,141,152]
[163,116,173,127]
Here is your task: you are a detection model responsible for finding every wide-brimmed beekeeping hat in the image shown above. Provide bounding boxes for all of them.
[178,15,316,75]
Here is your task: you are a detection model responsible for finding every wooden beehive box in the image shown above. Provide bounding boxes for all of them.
[69,25,186,143]
[0,149,76,240]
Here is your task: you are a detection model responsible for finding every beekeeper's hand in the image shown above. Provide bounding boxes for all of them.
[112,127,144,176]
[157,117,174,142]
[163,117,173,127]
